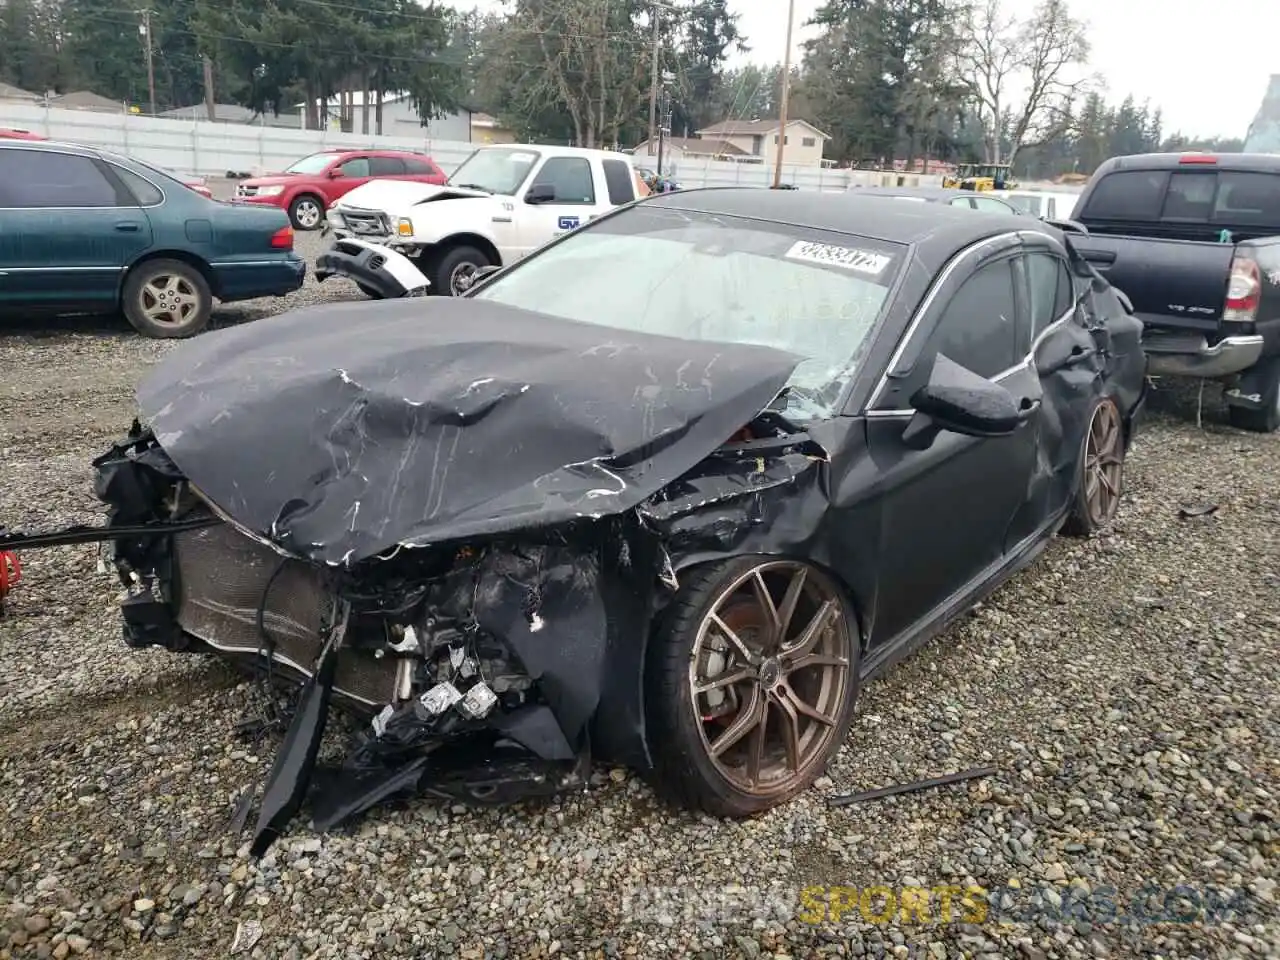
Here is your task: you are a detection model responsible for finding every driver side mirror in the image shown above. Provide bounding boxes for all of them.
[526,183,557,204]
[901,354,1026,447]
[327,167,344,178]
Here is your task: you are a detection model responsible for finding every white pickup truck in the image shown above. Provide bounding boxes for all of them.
[315,143,649,297]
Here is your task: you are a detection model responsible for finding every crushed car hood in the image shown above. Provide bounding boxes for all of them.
[136,297,802,567]
[335,180,490,212]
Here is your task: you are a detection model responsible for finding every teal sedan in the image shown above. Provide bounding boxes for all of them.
[0,140,305,338]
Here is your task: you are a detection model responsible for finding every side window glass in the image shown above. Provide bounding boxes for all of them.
[1080,170,1169,220]
[601,159,635,205]
[1212,172,1280,227]
[339,157,370,177]
[949,196,975,209]
[367,156,405,176]
[1161,171,1216,220]
[971,196,1011,213]
[900,260,1018,402]
[0,150,120,207]
[530,157,595,204]
[1025,252,1073,338]
[110,165,163,205]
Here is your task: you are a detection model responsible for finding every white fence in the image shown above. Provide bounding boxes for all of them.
[1,102,945,192]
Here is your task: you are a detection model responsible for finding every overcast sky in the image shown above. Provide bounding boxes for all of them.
[467,0,1275,139]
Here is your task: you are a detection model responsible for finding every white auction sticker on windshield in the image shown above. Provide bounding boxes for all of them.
[784,240,891,275]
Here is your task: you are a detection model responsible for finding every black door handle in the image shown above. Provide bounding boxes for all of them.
[114,222,141,232]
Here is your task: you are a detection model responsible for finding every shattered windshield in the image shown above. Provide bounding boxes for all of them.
[471,206,905,419]
[447,148,541,195]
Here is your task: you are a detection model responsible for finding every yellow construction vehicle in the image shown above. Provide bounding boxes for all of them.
[942,163,1018,192]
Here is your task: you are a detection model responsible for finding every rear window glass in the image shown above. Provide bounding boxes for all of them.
[1161,171,1216,220]
[602,158,636,205]
[1212,171,1280,227]
[1081,170,1169,220]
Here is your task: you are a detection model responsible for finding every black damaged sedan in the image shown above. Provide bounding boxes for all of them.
[61,188,1147,853]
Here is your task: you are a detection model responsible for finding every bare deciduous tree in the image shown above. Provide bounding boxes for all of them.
[956,0,1091,165]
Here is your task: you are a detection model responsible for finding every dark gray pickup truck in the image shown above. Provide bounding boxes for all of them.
[1068,152,1280,431]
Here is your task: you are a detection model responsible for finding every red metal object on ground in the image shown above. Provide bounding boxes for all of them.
[0,550,20,615]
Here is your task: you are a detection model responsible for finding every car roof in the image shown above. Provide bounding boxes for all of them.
[641,186,1035,248]
[847,186,970,202]
[0,138,98,156]
[1093,152,1280,175]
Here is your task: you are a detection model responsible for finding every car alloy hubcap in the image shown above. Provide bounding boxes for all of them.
[141,275,199,326]
[689,561,851,796]
[295,201,320,227]
[1084,399,1124,526]
[451,263,479,295]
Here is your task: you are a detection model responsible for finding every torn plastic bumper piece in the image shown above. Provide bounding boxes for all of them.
[314,237,429,298]
[250,632,341,858]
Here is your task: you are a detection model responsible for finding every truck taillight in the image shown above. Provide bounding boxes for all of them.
[270,226,294,250]
[1223,255,1260,322]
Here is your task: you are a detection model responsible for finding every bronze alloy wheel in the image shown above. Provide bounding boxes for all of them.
[1082,397,1124,528]
[688,561,853,798]
[139,273,200,329]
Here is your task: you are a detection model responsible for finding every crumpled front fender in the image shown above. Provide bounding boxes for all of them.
[315,238,430,298]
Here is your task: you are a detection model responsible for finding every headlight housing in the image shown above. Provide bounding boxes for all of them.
[257,185,284,197]
[396,218,413,237]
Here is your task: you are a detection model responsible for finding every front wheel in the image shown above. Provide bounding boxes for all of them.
[645,557,860,817]
[288,194,324,231]
[121,259,213,339]
[428,245,492,296]
[1062,395,1126,537]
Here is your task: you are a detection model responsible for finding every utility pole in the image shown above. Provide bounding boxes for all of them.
[646,1,673,156]
[139,9,156,116]
[202,56,217,122]
[772,0,797,189]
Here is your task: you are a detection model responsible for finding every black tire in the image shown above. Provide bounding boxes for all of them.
[1226,359,1280,433]
[356,283,385,300]
[121,259,213,339]
[1062,395,1126,537]
[644,556,861,818]
[287,193,325,231]
[428,244,492,297]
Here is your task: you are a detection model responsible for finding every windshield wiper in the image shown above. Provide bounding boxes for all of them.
[450,183,492,193]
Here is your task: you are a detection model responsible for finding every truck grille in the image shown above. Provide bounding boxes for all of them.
[171,521,397,709]
[339,208,390,236]
[235,183,258,198]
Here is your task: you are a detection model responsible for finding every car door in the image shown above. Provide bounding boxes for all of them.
[0,147,152,312]
[1005,241,1093,544]
[516,156,600,258]
[324,155,373,204]
[859,245,1041,648]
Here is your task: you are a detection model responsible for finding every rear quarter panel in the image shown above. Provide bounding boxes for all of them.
[1242,237,1280,353]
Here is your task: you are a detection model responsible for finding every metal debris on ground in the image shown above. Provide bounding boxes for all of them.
[1179,502,1221,519]
[229,919,264,955]
[827,765,999,808]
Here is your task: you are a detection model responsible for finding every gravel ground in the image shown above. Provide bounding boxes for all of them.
[2,242,1279,959]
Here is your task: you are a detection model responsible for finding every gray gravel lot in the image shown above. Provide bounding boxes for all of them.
[1,233,1279,959]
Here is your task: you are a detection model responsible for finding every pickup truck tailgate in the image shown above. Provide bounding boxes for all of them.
[1070,234,1234,334]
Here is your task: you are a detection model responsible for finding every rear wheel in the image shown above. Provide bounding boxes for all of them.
[646,557,860,817]
[288,194,324,231]
[121,259,212,339]
[1226,359,1280,433]
[1062,395,1125,537]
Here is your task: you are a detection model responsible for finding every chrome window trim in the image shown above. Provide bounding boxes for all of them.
[867,231,1021,409]
[866,232,1080,416]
